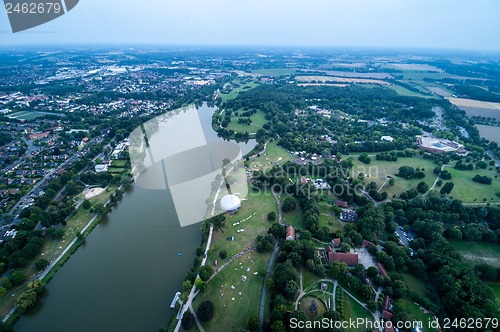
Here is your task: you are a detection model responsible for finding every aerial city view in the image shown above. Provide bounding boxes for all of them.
[0,1,499,331]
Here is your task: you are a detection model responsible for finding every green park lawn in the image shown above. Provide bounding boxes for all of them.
[350,155,438,198]
[341,290,374,332]
[108,167,126,173]
[226,109,268,134]
[207,186,277,263]
[111,159,128,167]
[486,282,500,308]
[299,295,327,320]
[450,240,500,267]
[395,299,437,332]
[302,269,320,290]
[279,194,304,228]
[247,140,294,172]
[446,168,500,203]
[402,273,430,296]
[220,82,259,102]
[194,250,270,331]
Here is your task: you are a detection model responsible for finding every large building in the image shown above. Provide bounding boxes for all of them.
[327,252,359,265]
[286,226,295,241]
[417,136,465,154]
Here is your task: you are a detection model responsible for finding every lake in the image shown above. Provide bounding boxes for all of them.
[14,104,256,332]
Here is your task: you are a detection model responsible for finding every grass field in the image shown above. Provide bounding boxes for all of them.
[402,273,430,296]
[195,250,270,331]
[299,295,327,320]
[208,187,277,261]
[252,68,298,77]
[220,82,259,102]
[476,124,500,145]
[108,167,126,173]
[318,203,344,233]
[226,109,268,134]
[486,282,500,308]
[395,299,437,332]
[350,156,438,198]
[446,167,500,203]
[111,159,128,167]
[450,240,500,267]
[342,290,373,332]
[8,111,49,120]
[296,75,389,85]
[388,85,434,98]
[279,194,304,228]
[247,140,294,172]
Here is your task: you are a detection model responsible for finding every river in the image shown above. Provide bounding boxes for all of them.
[14,104,256,332]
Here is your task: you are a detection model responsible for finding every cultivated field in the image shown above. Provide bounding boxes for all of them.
[389,63,443,71]
[447,97,500,109]
[426,87,453,97]
[447,97,500,120]
[301,69,393,79]
[297,83,349,87]
[295,76,389,85]
[388,85,434,98]
[476,124,500,144]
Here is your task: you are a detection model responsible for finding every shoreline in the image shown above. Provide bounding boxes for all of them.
[2,182,131,327]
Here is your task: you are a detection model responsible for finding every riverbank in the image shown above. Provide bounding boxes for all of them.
[1,182,131,328]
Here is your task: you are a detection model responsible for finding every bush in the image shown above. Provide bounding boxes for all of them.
[35,259,49,271]
[219,249,227,259]
[199,265,213,281]
[197,300,215,322]
[267,211,276,221]
[181,312,195,330]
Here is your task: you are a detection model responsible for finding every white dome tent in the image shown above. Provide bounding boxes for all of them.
[220,194,241,214]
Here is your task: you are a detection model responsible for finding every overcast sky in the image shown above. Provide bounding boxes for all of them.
[1,0,499,51]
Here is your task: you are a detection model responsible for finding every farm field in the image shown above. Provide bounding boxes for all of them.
[301,69,393,79]
[476,124,500,144]
[450,240,500,268]
[295,75,389,85]
[447,97,500,120]
[388,85,434,98]
[252,68,298,77]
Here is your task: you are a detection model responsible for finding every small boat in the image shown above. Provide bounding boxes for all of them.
[170,292,181,309]
[178,252,182,256]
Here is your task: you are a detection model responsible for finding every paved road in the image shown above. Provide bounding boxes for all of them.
[259,240,278,332]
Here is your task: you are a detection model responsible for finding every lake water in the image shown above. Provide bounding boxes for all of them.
[14,104,256,332]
